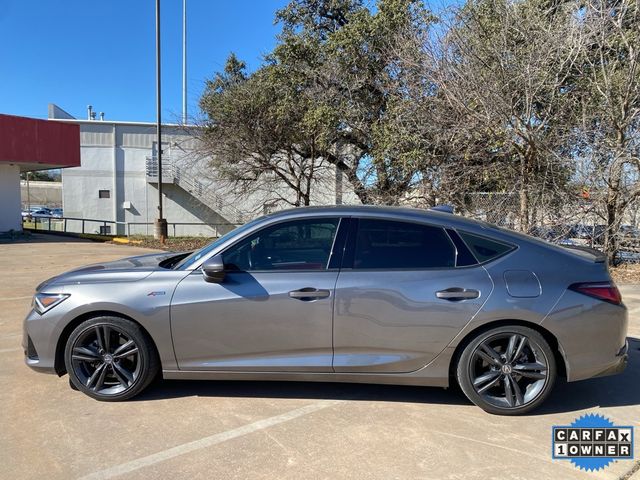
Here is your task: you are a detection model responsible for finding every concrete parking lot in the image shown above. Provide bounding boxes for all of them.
[1,236,638,480]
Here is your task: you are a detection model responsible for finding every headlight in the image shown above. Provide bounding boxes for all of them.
[34,293,70,315]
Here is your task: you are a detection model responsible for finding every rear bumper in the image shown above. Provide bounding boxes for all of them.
[589,340,628,379]
[542,290,628,382]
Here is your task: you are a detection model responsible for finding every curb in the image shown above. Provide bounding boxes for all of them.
[112,237,143,245]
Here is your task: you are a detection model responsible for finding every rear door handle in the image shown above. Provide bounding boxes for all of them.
[289,288,331,300]
[436,288,480,301]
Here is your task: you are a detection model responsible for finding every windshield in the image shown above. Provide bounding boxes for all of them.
[173,218,264,270]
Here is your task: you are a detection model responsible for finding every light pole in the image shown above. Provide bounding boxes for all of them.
[154,0,168,242]
[182,0,187,125]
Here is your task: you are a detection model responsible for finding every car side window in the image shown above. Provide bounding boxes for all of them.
[352,219,455,269]
[458,231,515,263]
[223,218,340,271]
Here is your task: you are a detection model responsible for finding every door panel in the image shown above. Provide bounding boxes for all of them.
[171,216,344,372]
[171,271,338,371]
[333,268,492,373]
[333,217,493,373]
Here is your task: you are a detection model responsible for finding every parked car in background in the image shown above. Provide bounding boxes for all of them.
[556,223,607,247]
[527,226,563,242]
[568,223,592,240]
[620,225,640,243]
[589,225,607,245]
[21,207,52,218]
[616,250,640,264]
[50,208,63,218]
[23,206,628,415]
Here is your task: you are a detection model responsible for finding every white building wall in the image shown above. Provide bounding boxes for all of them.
[0,164,22,232]
[62,122,233,236]
[63,146,116,221]
[60,118,358,237]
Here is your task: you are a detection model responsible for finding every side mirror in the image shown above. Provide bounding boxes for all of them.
[202,254,226,283]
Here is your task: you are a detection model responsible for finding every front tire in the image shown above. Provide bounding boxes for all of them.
[64,316,159,401]
[456,325,556,415]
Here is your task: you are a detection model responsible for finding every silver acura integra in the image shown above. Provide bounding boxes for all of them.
[23,206,628,415]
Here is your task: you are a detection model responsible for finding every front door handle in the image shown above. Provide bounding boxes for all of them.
[436,288,480,301]
[289,288,331,300]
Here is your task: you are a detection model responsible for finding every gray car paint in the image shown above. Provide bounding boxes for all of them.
[503,270,541,298]
[171,270,339,371]
[23,205,628,389]
[332,266,492,373]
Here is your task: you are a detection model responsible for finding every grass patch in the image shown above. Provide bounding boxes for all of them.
[112,235,214,252]
[610,264,640,284]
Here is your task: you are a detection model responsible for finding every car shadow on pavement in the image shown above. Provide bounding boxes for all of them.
[138,378,470,406]
[136,337,640,415]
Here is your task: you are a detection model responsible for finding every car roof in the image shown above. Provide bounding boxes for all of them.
[263,205,491,231]
[261,205,594,261]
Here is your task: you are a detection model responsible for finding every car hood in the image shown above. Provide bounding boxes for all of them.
[36,252,182,291]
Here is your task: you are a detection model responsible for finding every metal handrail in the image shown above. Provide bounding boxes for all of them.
[126,221,237,238]
[22,216,121,235]
[145,156,248,224]
[22,215,237,238]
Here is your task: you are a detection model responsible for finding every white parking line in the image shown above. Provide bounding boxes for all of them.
[0,296,32,301]
[0,333,21,339]
[0,347,21,354]
[429,429,604,478]
[78,399,342,480]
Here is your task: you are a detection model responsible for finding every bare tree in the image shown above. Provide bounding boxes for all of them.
[576,0,640,263]
[433,0,585,231]
[195,0,639,264]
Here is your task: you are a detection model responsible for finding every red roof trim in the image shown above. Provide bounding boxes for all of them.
[0,114,80,168]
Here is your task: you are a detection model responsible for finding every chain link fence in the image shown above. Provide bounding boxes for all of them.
[455,192,640,263]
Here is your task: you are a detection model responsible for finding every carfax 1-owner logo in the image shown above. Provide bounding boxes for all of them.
[552,413,634,472]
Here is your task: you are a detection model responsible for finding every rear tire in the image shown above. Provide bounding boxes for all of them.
[64,316,159,401]
[456,325,556,415]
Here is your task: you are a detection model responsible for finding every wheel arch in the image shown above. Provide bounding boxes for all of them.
[448,319,567,384]
[54,310,160,376]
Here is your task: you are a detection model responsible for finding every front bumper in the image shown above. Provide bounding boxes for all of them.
[22,307,60,375]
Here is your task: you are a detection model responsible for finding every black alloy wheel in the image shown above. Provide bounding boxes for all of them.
[64,316,158,401]
[457,325,556,415]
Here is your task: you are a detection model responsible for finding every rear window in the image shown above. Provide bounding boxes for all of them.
[458,232,515,263]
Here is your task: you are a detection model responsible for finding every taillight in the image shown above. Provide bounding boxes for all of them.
[569,282,622,305]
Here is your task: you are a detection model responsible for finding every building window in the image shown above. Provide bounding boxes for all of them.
[99,225,112,235]
[98,190,111,199]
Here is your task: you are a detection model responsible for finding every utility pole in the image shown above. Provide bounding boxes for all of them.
[154,0,168,242]
[182,0,187,125]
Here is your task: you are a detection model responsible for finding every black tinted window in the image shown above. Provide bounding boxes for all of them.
[459,232,515,263]
[223,218,339,271]
[353,219,455,269]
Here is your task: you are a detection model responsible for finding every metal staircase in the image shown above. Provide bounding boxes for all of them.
[145,157,247,224]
